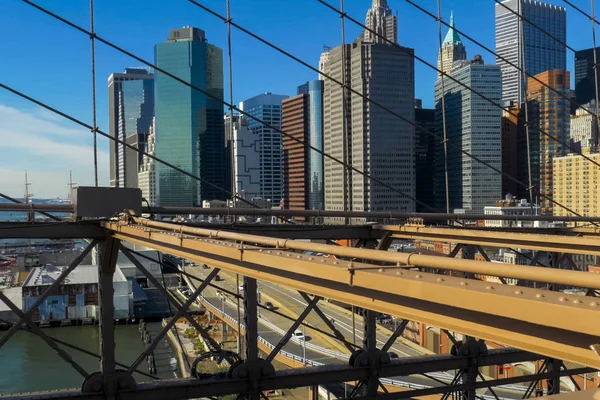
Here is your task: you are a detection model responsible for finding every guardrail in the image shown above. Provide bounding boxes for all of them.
[181,278,514,399]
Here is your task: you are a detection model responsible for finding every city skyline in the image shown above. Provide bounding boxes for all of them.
[0,0,597,198]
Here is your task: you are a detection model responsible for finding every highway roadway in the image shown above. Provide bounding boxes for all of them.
[182,264,527,399]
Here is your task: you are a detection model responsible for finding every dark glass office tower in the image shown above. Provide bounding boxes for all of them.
[155,27,228,207]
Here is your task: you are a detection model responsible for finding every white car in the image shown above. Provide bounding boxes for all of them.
[293,329,305,340]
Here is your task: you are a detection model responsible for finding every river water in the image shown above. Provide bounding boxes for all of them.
[0,322,178,395]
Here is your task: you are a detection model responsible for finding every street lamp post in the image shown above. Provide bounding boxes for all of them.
[302,326,307,365]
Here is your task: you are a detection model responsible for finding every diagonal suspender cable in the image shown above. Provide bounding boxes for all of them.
[494,0,574,51]
[436,0,451,214]
[23,0,432,213]
[186,0,582,218]
[407,0,600,128]
[0,81,262,212]
[313,0,595,219]
[564,0,600,24]
[89,0,98,187]
[325,0,600,176]
[22,0,587,218]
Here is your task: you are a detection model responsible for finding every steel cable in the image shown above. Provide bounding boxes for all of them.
[314,0,594,220]
[189,0,592,219]
[89,0,98,187]
[22,0,433,213]
[436,0,451,214]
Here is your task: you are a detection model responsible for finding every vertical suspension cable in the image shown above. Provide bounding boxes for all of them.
[340,0,350,224]
[591,0,600,149]
[340,0,352,224]
[226,0,235,206]
[436,0,451,214]
[518,0,536,211]
[228,1,243,358]
[236,273,242,358]
[90,0,98,187]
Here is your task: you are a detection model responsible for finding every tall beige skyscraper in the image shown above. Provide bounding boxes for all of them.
[437,12,467,75]
[323,1,415,220]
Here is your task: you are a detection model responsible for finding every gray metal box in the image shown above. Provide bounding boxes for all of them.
[73,187,142,218]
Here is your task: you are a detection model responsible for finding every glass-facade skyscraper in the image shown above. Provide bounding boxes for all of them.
[495,0,566,105]
[239,93,289,205]
[297,81,325,211]
[435,55,503,212]
[575,47,600,106]
[108,68,154,188]
[154,27,228,207]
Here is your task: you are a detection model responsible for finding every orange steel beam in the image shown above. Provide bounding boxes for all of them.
[105,222,600,369]
[380,225,600,256]
[119,218,600,289]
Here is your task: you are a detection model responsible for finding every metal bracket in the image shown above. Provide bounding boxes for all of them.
[451,337,488,400]
[81,370,136,394]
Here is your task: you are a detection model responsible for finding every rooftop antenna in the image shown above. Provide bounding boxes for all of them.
[67,170,77,203]
[24,171,34,222]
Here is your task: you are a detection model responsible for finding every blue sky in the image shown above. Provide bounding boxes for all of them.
[0,0,595,197]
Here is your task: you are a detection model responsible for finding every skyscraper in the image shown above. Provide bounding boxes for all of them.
[571,102,599,150]
[364,0,397,44]
[501,106,520,197]
[526,70,570,214]
[323,1,415,218]
[553,149,600,219]
[281,81,325,216]
[575,47,600,106]
[138,118,157,206]
[435,55,503,212]
[108,68,154,188]
[154,27,229,207]
[415,101,436,212]
[239,93,289,205]
[225,114,262,202]
[437,12,467,76]
[495,0,566,105]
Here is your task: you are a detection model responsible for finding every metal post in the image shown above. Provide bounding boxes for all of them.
[98,237,120,397]
[303,326,307,366]
[546,359,561,395]
[242,276,260,400]
[462,245,476,279]
[459,338,483,400]
[243,277,258,361]
[363,309,378,397]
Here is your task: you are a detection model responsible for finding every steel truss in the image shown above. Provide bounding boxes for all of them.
[1,219,599,400]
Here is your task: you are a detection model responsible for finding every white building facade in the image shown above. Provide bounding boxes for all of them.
[239,93,289,205]
[570,102,599,150]
[484,196,543,228]
[138,118,157,206]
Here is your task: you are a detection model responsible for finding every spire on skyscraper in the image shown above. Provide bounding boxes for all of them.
[364,0,397,44]
[443,11,462,45]
[437,11,467,76]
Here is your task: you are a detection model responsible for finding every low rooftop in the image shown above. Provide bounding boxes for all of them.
[24,264,126,287]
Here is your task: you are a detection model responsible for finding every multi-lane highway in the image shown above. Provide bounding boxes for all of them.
[179,263,532,399]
